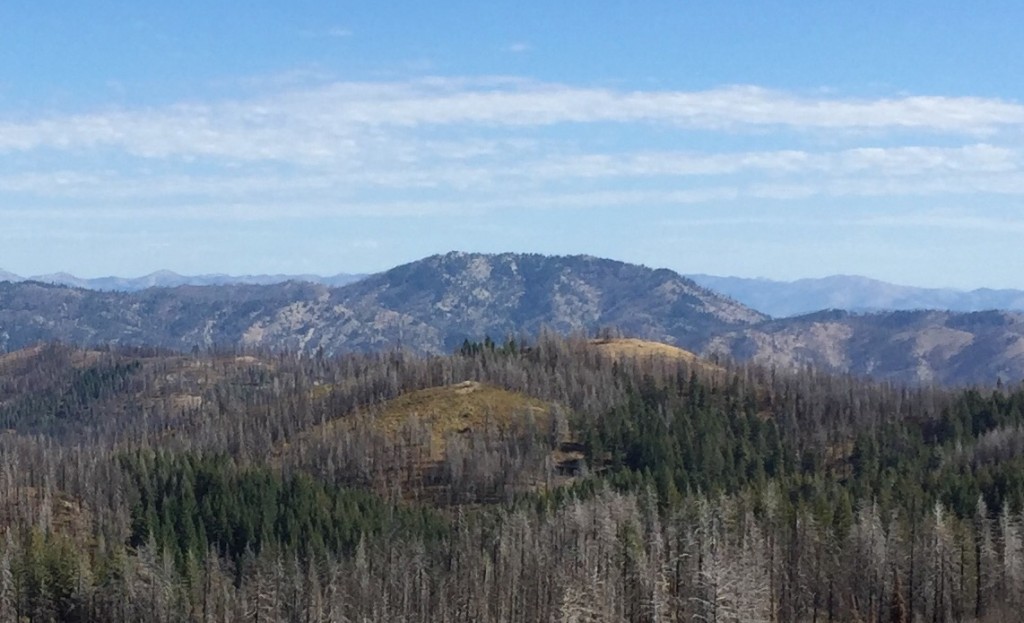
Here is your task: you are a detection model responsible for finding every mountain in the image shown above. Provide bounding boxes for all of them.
[688,274,1024,317]
[20,267,1024,317]
[327,252,766,352]
[0,252,765,356]
[0,280,327,354]
[707,308,1024,385]
[24,269,365,291]
[2,252,1024,385]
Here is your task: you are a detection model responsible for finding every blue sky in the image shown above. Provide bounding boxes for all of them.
[2,1,1024,288]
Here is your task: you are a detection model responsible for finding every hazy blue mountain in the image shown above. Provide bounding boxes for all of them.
[25,270,366,291]
[687,274,1024,317]
[0,268,21,283]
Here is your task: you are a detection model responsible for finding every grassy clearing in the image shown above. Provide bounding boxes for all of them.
[292,381,554,463]
[374,381,550,457]
[590,337,701,362]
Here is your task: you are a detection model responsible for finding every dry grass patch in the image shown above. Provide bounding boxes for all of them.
[591,338,701,362]
[371,381,552,461]
[277,381,585,501]
[0,345,107,373]
[0,344,46,371]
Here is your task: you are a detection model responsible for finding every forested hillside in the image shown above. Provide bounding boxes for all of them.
[1,337,1023,621]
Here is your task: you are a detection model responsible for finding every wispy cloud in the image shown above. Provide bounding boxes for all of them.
[525,144,1019,179]
[4,79,1024,159]
[5,143,1018,205]
[3,77,1024,225]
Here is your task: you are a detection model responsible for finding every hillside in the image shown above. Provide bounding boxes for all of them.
[708,308,1024,385]
[3,336,1024,621]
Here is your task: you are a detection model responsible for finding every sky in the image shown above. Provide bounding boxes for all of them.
[2,1,1024,288]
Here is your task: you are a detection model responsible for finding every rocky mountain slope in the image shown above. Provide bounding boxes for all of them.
[329,252,766,352]
[2,252,1023,385]
[0,252,764,355]
[688,274,1024,317]
[13,267,1023,317]
[706,309,1024,385]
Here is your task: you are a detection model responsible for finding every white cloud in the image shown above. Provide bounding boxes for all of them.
[4,77,1024,228]
[3,80,1024,161]
[524,144,1019,180]
[3,142,1024,222]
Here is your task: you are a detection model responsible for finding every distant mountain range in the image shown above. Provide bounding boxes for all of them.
[5,268,1023,319]
[1,253,1023,385]
[687,274,1024,317]
[0,269,365,291]
[0,253,763,356]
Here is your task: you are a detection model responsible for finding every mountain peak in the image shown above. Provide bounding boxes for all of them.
[350,252,767,352]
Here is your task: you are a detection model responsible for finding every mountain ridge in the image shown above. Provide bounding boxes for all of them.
[0,268,365,291]
[706,308,1024,385]
[0,252,765,356]
[2,252,1023,385]
[8,265,1024,317]
[687,273,1024,317]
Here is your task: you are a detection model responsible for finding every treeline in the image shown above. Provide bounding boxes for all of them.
[0,336,1022,620]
